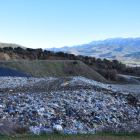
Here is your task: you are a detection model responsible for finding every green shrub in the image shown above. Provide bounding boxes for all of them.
[53,128,62,134]
[73,61,78,65]
[14,126,30,134]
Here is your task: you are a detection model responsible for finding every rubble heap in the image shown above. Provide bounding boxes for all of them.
[0,76,140,134]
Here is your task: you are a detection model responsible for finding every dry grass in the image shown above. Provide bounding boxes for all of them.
[0,52,11,60]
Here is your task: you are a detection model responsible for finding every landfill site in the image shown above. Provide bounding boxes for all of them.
[0,70,140,135]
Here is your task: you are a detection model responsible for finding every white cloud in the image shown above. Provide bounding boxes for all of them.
[137,23,140,25]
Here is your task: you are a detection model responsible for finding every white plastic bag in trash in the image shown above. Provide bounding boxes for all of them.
[53,125,63,131]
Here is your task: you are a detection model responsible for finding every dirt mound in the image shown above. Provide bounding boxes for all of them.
[0,60,108,83]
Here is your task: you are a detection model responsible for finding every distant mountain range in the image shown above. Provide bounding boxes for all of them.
[0,42,25,49]
[44,37,140,63]
[1,37,140,65]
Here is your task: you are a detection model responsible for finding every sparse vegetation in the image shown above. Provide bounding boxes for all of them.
[98,69,118,81]
[73,60,78,65]
[0,60,108,83]
[14,126,30,135]
[53,128,62,134]
[0,46,140,81]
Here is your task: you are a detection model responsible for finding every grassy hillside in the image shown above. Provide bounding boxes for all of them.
[0,52,23,60]
[124,52,140,59]
[52,44,140,59]
[0,60,108,83]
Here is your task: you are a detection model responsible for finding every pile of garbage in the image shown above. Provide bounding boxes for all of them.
[0,76,140,134]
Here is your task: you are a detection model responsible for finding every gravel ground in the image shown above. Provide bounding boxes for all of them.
[1,76,140,98]
[109,84,140,95]
[0,77,107,93]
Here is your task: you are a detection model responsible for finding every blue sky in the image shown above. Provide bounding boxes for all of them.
[0,0,140,48]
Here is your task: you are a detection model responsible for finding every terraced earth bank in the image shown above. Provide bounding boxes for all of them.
[0,60,108,83]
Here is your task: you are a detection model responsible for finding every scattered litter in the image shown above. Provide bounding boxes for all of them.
[0,76,140,134]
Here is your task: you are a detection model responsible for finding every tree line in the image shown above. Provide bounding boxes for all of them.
[0,46,139,81]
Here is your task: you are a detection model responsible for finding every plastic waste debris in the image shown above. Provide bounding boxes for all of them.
[53,125,63,131]
[0,76,139,134]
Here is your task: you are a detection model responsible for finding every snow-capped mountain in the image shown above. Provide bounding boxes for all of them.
[89,37,140,46]
[44,37,140,52]
[44,37,140,62]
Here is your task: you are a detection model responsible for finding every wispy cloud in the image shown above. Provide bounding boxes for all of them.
[137,23,140,25]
